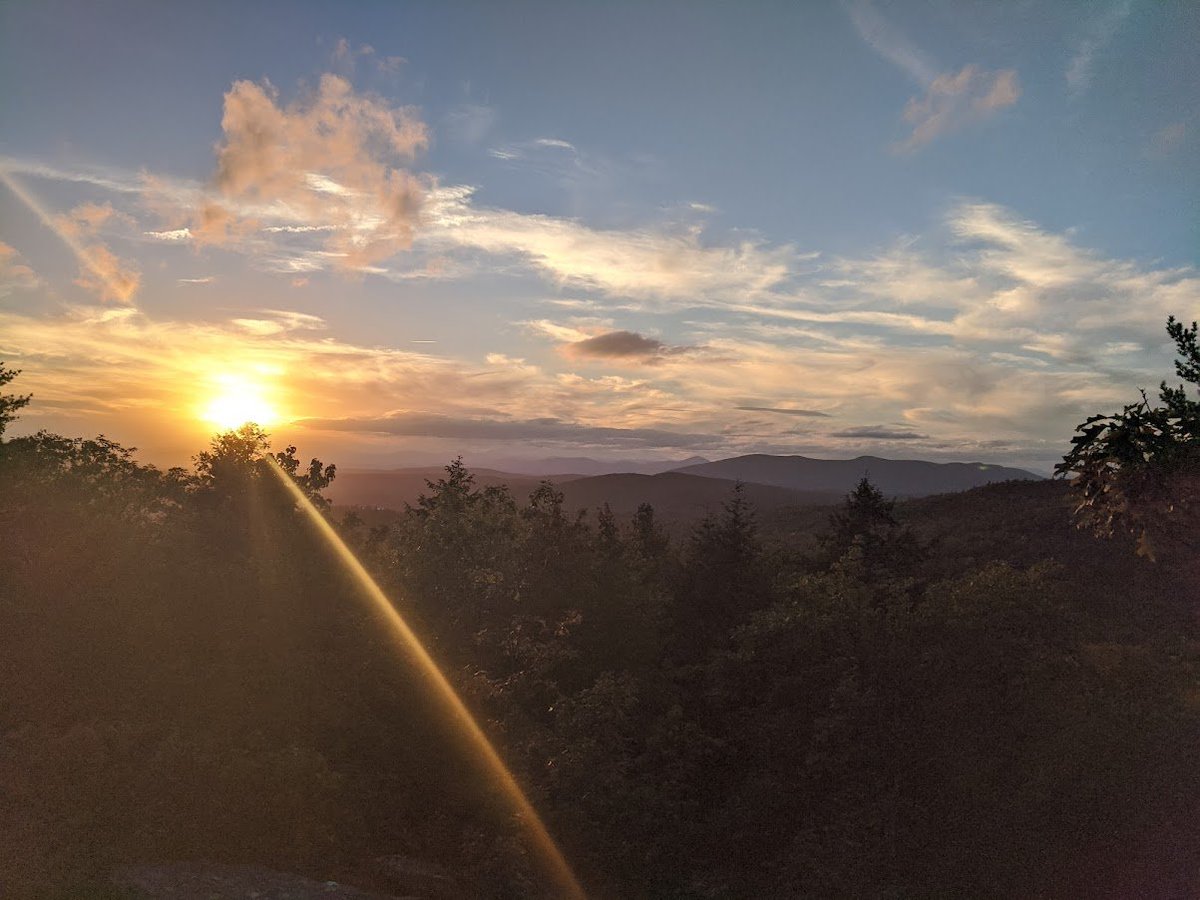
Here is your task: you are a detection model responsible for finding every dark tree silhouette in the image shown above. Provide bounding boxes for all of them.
[817,475,926,581]
[1057,316,1200,560]
[0,362,31,439]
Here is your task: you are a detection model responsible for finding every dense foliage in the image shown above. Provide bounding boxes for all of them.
[1057,316,1200,560]
[2,366,1199,898]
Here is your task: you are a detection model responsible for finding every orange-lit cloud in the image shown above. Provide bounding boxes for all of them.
[199,74,428,266]
[897,66,1020,152]
[0,240,39,294]
[52,202,141,304]
[4,132,1197,471]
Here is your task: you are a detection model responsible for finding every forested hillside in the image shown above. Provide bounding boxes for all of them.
[3,407,1198,897]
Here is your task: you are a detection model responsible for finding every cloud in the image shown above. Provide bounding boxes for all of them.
[1146,122,1187,159]
[230,309,326,335]
[14,139,797,306]
[0,241,40,295]
[421,184,798,304]
[534,138,576,151]
[487,135,597,182]
[0,156,153,196]
[829,425,930,440]
[843,0,937,84]
[145,228,192,242]
[73,245,140,304]
[302,411,712,449]
[7,124,1196,472]
[842,3,1020,152]
[53,202,140,304]
[563,330,695,364]
[444,104,498,145]
[735,406,831,417]
[171,73,429,267]
[1067,0,1133,97]
[54,202,131,238]
[897,66,1020,152]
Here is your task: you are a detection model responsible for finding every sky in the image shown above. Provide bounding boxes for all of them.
[0,0,1196,474]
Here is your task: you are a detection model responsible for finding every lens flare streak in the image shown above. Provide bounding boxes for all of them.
[265,456,586,900]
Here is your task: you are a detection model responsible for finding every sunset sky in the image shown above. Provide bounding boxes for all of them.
[1,0,1196,473]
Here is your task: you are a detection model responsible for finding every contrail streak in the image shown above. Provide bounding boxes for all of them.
[0,167,131,303]
[265,456,587,899]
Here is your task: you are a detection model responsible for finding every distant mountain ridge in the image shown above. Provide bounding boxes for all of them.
[328,467,584,509]
[328,454,1039,515]
[487,455,710,476]
[558,472,841,522]
[672,454,1041,497]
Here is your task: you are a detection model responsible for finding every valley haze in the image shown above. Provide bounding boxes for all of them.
[329,452,1043,514]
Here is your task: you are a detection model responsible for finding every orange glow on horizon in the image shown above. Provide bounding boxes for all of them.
[200,375,281,430]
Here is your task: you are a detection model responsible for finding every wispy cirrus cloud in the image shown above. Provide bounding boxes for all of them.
[1066,0,1133,97]
[420,184,801,304]
[2,57,1194,472]
[735,406,831,418]
[53,202,140,304]
[302,411,713,450]
[843,0,937,84]
[844,0,1020,151]
[444,103,498,145]
[3,190,1195,470]
[830,424,930,440]
[1145,121,1188,159]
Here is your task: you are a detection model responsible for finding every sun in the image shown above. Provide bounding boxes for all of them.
[200,376,280,430]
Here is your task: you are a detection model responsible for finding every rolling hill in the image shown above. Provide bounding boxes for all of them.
[558,471,840,521]
[327,466,582,509]
[673,454,1041,497]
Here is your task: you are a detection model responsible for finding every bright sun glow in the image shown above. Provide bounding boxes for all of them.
[201,377,279,430]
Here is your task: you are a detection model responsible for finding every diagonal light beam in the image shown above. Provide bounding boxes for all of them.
[265,455,586,899]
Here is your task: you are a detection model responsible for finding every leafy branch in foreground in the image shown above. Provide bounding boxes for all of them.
[0,361,32,439]
[1056,316,1200,559]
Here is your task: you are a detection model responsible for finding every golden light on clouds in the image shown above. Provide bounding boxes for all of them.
[200,374,281,430]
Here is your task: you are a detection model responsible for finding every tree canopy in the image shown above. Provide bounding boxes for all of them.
[1057,316,1200,560]
[0,361,32,440]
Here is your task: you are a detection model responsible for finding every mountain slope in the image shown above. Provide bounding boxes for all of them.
[327,467,581,509]
[558,471,840,521]
[674,454,1041,497]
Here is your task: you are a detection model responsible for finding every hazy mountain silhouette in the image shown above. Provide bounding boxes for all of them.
[559,472,839,521]
[487,455,710,476]
[328,467,584,509]
[673,454,1041,497]
[329,455,1039,511]
[329,465,838,521]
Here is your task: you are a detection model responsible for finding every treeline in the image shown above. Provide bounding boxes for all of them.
[2,423,1199,897]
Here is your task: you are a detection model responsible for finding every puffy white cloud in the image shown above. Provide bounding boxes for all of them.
[161,74,430,267]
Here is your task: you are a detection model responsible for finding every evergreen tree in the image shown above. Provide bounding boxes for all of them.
[817,476,926,582]
[1057,316,1200,559]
